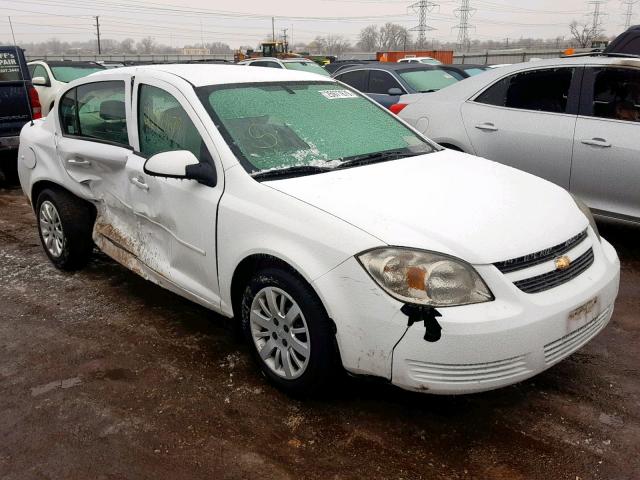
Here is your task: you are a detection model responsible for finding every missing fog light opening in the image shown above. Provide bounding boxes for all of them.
[401,304,442,343]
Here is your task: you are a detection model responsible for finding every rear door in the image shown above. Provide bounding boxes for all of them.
[334,69,369,93]
[56,78,136,246]
[571,66,640,221]
[0,47,32,143]
[461,66,581,189]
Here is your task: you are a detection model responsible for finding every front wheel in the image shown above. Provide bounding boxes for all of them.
[240,268,338,396]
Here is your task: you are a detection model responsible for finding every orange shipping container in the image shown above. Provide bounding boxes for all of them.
[376,50,454,64]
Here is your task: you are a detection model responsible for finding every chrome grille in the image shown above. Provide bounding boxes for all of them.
[514,248,594,294]
[494,230,588,274]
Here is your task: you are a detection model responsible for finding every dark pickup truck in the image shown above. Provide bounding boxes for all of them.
[0,46,41,179]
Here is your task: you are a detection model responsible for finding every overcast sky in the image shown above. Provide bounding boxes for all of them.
[0,0,633,48]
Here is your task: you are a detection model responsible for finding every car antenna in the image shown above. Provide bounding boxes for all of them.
[8,15,35,126]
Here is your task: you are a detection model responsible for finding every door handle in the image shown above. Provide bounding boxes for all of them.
[581,138,611,148]
[475,123,498,132]
[130,176,149,191]
[67,158,91,167]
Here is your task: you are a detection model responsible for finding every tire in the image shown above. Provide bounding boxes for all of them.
[36,188,94,271]
[240,267,338,396]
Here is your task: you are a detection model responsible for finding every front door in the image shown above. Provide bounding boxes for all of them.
[571,66,640,221]
[461,66,581,189]
[128,77,224,308]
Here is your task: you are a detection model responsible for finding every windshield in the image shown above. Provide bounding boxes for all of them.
[419,59,442,65]
[283,61,330,77]
[50,65,105,83]
[197,82,433,174]
[399,69,462,92]
[464,67,489,76]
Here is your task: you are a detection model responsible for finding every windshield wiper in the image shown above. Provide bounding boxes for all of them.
[419,89,439,93]
[335,150,419,170]
[251,165,332,181]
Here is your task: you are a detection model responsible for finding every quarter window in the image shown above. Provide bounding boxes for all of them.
[589,67,640,123]
[476,68,575,114]
[336,70,368,92]
[59,81,129,145]
[368,70,403,94]
[138,84,208,160]
[31,64,49,83]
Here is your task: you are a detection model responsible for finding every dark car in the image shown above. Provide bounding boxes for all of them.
[323,59,378,75]
[449,64,492,77]
[332,62,466,109]
[604,25,640,55]
[0,46,40,181]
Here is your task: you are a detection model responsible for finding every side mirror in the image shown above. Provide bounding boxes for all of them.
[32,76,49,87]
[143,150,217,187]
[388,87,403,96]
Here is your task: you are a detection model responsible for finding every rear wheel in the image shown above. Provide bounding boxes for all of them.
[240,267,338,396]
[36,188,94,270]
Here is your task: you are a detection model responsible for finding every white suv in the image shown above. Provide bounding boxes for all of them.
[18,64,620,396]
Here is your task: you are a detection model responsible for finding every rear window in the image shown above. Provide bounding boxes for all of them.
[398,69,461,92]
[0,51,23,81]
[50,65,105,83]
[283,61,330,77]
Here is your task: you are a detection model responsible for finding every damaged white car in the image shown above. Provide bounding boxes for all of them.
[18,65,620,395]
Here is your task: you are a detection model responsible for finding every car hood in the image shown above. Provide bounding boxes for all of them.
[264,150,587,264]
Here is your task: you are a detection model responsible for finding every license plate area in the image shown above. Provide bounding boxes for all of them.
[568,297,599,325]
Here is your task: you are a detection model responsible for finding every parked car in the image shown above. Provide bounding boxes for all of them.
[18,64,620,396]
[237,57,330,77]
[332,63,465,110]
[323,59,378,75]
[0,46,41,180]
[450,64,493,77]
[27,60,105,115]
[399,55,640,224]
[398,56,442,65]
[604,24,640,55]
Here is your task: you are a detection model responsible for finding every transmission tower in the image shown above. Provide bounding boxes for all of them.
[622,0,638,28]
[409,1,438,49]
[453,0,475,51]
[588,1,608,37]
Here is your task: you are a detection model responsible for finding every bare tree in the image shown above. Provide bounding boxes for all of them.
[120,38,135,54]
[308,35,351,54]
[137,36,155,54]
[569,21,596,48]
[378,23,410,51]
[358,25,379,51]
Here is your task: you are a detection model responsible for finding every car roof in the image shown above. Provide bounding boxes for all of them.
[335,62,440,73]
[88,64,333,87]
[29,60,104,68]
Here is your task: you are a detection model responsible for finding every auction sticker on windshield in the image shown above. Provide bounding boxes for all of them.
[320,90,358,99]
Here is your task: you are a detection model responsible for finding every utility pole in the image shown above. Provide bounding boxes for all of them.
[587,1,607,38]
[272,17,275,42]
[281,28,288,52]
[622,0,637,29]
[94,16,101,54]
[453,0,475,52]
[409,1,437,49]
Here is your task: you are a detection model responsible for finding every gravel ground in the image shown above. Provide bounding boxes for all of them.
[0,179,638,480]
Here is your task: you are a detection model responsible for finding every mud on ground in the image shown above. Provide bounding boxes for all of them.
[0,183,638,480]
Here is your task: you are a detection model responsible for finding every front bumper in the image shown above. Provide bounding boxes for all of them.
[314,231,620,394]
[392,236,620,394]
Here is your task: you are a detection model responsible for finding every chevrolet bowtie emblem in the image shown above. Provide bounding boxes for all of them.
[555,255,572,271]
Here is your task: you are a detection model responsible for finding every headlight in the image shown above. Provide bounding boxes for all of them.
[357,248,494,307]
[571,195,600,241]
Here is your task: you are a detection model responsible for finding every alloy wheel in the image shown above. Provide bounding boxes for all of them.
[39,200,65,258]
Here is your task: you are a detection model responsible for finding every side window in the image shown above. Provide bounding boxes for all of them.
[336,70,368,92]
[59,88,79,135]
[61,81,129,145]
[368,70,403,94]
[476,68,574,113]
[32,64,49,82]
[590,67,640,123]
[138,84,209,160]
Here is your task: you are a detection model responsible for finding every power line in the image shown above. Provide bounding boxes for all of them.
[409,0,438,48]
[622,0,637,28]
[587,0,607,37]
[453,0,475,51]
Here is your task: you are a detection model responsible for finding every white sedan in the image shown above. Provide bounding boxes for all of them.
[18,64,620,395]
